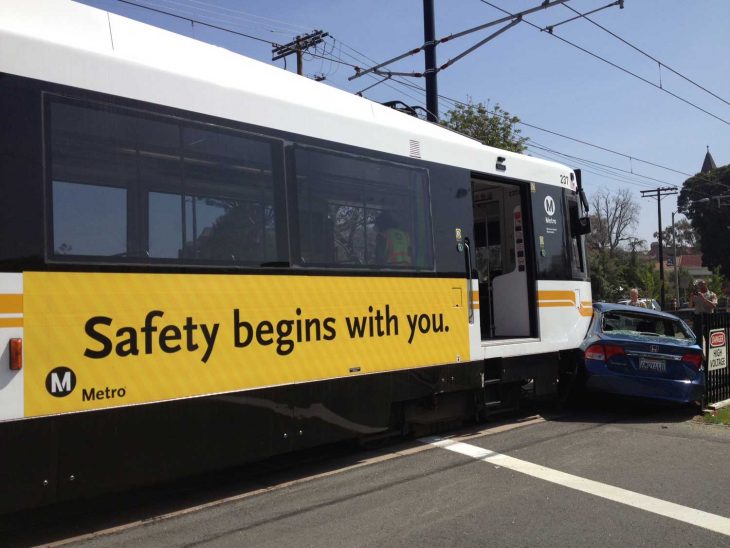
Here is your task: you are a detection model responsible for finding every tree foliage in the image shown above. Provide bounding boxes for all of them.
[678,164,730,276]
[585,188,689,303]
[709,266,726,296]
[441,101,528,153]
[653,218,698,251]
[588,246,691,304]
[587,188,641,256]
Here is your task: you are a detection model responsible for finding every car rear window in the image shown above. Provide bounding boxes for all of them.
[601,311,694,341]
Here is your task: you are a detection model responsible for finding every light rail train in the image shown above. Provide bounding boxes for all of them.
[0,0,592,512]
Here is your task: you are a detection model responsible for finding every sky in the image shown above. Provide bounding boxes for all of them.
[78,0,730,247]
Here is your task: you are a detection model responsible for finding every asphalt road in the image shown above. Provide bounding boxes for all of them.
[5,399,730,547]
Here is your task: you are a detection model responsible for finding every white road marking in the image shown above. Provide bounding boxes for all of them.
[421,436,730,537]
[47,418,543,546]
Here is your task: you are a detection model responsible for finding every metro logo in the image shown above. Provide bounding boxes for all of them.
[710,331,726,347]
[45,367,76,397]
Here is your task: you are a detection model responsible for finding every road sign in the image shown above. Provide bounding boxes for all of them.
[708,328,727,372]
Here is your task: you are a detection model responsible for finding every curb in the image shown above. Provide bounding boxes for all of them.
[705,398,730,412]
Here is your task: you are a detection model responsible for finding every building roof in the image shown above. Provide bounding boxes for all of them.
[678,254,703,268]
[701,147,717,173]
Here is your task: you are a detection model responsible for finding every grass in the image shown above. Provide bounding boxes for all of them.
[702,407,730,425]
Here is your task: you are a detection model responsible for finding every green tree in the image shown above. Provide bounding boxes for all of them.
[622,244,644,290]
[677,164,730,276]
[708,266,726,296]
[441,101,528,153]
[637,262,661,300]
[589,245,661,303]
[589,248,627,301]
[653,217,698,251]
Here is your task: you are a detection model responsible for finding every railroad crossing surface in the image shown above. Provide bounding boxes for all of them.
[6,401,730,547]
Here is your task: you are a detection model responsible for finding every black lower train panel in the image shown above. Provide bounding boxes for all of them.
[0,361,485,513]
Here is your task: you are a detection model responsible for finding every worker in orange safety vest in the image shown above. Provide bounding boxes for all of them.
[375,212,411,265]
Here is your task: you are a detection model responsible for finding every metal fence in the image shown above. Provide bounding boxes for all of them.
[696,312,730,405]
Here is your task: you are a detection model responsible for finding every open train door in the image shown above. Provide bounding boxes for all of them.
[472,177,536,341]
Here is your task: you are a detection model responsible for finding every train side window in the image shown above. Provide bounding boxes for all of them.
[567,195,586,277]
[50,100,151,259]
[175,126,280,264]
[49,98,284,266]
[52,181,127,256]
[292,146,433,269]
[148,192,182,259]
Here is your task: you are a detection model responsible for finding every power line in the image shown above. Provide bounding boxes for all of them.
[348,0,574,82]
[117,0,278,46]
[114,1,726,194]
[347,44,727,192]
[272,30,329,76]
[113,0,691,182]
[413,85,730,192]
[381,76,709,182]
[480,0,730,127]
[528,142,673,188]
[529,148,723,205]
[381,78,730,197]
[529,149,649,188]
[135,0,312,37]
[561,3,730,108]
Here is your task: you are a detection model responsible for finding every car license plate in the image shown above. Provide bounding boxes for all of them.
[639,358,666,373]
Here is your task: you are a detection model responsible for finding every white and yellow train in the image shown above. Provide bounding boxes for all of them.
[0,0,592,512]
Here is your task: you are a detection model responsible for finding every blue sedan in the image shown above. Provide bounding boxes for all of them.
[578,303,704,405]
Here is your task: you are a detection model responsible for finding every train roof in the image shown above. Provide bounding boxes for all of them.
[0,0,576,191]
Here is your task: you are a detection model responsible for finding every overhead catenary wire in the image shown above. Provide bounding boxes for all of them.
[530,146,726,203]
[133,0,312,37]
[529,149,655,189]
[113,0,727,195]
[561,3,730,108]
[480,0,730,127]
[118,0,280,45]
[378,75,711,182]
[528,142,673,188]
[145,3,683,198]
[348,0,574,81]
[380,76,730,197]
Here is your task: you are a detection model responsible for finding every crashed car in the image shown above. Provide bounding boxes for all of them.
[578,303,704,404]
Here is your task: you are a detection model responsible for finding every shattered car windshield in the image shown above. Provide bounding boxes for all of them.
[601,311,694,341]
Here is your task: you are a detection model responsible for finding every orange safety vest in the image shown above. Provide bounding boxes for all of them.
[384,228,411,265]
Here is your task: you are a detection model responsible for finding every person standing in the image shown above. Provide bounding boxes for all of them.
[627,288,647,308]
[690,279,718,334]
[690,279,718,314]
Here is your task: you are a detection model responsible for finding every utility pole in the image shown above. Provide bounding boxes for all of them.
[641,187,678,310]
[423,0,438,122]
[350,0,619,118]
[272,30,329,76]
[672,211,679,309]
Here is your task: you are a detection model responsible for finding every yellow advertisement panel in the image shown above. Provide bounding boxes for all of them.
[24,272,469,417]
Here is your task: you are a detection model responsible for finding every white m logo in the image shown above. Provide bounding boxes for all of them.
[46,367,76,397]
[51,372,72,393]
[544,196,555,216]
